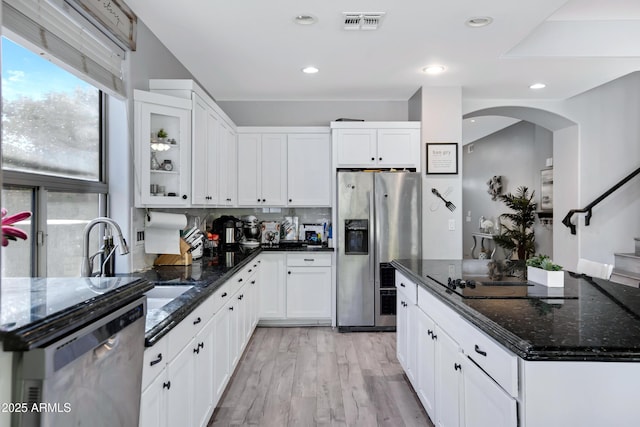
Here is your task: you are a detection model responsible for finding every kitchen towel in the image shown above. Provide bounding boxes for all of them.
[145,212,187,254]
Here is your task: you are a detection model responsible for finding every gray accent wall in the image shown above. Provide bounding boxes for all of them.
[462,121,553,259]
[217,100,408,126]
[408,88,422,121]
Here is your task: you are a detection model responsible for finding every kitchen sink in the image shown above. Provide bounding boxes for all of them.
[145,285,193,311]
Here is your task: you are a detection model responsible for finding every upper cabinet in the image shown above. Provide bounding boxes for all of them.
[287,133,331,206]
[332,122,421,169]
[148,79,238,207]
[237,133,287,206]
[134,90,192,207]
[237,128,331,207]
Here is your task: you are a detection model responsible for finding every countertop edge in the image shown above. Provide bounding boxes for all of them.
[2,278,153,351]
[391,260,640,362]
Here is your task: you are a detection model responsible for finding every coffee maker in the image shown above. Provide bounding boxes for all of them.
[211,216,242,249]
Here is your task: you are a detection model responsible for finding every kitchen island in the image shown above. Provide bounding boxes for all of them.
[391,259,640,427]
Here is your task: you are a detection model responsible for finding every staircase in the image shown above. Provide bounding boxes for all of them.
[610,238,640,288]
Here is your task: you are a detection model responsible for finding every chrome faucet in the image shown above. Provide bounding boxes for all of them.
[81,217,130,277]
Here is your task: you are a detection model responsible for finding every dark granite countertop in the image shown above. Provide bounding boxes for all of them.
[392,259,640,362]
[0,277,152,351]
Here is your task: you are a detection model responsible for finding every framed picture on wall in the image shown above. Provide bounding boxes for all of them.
[426,142,458,174]
[540,168,553,210]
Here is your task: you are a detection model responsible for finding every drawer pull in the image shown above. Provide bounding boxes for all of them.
[251,280,256,284]
[193,346,200,354]
[427,329,433,337]
[163,381,171,390]
[150,353,163,366]
[222,292,228,298]
[474,344,487,357]
[454,363,462,371]
[304,258,314,262]
[431,333,438,341]
[193,317,202,325]
[229,306,234,311]
[238,294,244,300]
[238,278,243,282]
[248,269,253,273]
[400,282,405,287]
[198,342,204,349]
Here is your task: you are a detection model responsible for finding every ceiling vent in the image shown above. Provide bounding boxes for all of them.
[343,12,385,30]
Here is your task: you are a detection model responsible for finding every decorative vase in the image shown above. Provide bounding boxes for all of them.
[527,266,564,287]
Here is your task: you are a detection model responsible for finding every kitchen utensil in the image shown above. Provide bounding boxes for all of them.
[431,188,456,211]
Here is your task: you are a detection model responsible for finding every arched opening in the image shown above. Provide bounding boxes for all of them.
[461,106,578,268]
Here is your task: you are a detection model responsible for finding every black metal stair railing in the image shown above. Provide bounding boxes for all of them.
[562,166,640,234]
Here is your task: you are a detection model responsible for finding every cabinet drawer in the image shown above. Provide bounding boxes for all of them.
[141,339,168,391]
[287,253,331,267]
[396,271,417,305]
[417,285,463,339]
[459,321,518,398]
[167,296,214,360]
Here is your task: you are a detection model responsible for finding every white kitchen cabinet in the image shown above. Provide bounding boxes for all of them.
[286,266,331,318]
[139,368,169,427]
[219,122,237,206]
[134,90,192,207]
[212,299,230,401]
[259,253,287,319]
[191,93,220,205]
[435,325,463,427]
[461,355,517,427]
[416,308,436,417]
[237,133,287,206]
[396,275,418,384]
[287,133,331,206]
[332,123,421,169]
[166,337,195,427]
[193,317,216,427]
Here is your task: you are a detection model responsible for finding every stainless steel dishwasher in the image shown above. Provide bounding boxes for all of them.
[11,296,146,427]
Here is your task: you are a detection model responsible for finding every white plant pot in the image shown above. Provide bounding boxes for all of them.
[527,266,564,287]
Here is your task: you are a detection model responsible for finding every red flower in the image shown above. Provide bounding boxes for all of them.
[2,208,31,247]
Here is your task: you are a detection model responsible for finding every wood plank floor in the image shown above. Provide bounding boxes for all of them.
[208,327,434,427]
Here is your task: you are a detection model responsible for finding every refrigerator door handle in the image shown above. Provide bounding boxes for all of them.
[369,188,375,286]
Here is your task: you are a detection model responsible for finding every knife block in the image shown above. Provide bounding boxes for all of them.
[154,239,192,266]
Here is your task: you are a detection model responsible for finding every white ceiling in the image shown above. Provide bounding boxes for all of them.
[125,0,640,101]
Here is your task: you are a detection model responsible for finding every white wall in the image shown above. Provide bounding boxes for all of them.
[421,87,463,259]
[464,71,640,271]
[462,121,553,260]
[217,100,408,126]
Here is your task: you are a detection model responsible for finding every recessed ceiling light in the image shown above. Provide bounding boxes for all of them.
[422,65,446,75]
[302,66,319,74]
[529,83,546,90]
[294,15,317,25]
[466,16,493,27]
[470,119,476,123]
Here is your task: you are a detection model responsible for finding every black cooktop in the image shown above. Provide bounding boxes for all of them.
[428,275,579,300]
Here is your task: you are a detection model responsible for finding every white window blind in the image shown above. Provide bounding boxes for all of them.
[3,0,127,97]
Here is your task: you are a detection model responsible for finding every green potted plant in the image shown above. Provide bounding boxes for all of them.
[157,128,168,141]
[492,186,536,262]
[526,254,564,287]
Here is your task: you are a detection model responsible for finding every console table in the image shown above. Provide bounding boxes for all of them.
[471,232,497,259]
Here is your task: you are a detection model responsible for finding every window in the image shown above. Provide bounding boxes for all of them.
[2,36,106,278]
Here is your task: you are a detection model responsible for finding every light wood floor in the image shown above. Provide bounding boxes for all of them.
[208,327,434,427]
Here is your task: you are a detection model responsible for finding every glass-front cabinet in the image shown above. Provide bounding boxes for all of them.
[134,90,192,207]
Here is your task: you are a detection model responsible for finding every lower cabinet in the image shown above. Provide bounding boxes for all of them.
[260,252,332,323]
[396,271,517,427]
[141,259,260,427]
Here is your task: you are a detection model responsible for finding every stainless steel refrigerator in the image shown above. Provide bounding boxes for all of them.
[337,171,422,330]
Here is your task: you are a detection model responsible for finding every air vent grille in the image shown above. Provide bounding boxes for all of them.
[343,12,385,30]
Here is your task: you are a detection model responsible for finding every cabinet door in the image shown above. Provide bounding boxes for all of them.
[336,129,377,167]
[193,317,216,427]
[416,308,437,418]
[286,266,331,318]
[260,134,288,205]
[461,356,517,427]
[435,326,463,427]
[166,339,195,427]
[212,304,230,402]
[230,289,245,367]
[396,290,408,371]
[139,370,168,427]
[246,272,259,340]
[259,253,286,319]
[237,134,261,205]
[192,96,219,205]
[376,128,420,168]
[219,123,237,206]
[287,134,331,206]
[406,303,418,385]
[135,91,192,207]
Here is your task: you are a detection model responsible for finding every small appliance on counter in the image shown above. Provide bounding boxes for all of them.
[240,215,261,247]
[301,223,324,246]
[210,215,243,250]
[261,221,280,246]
